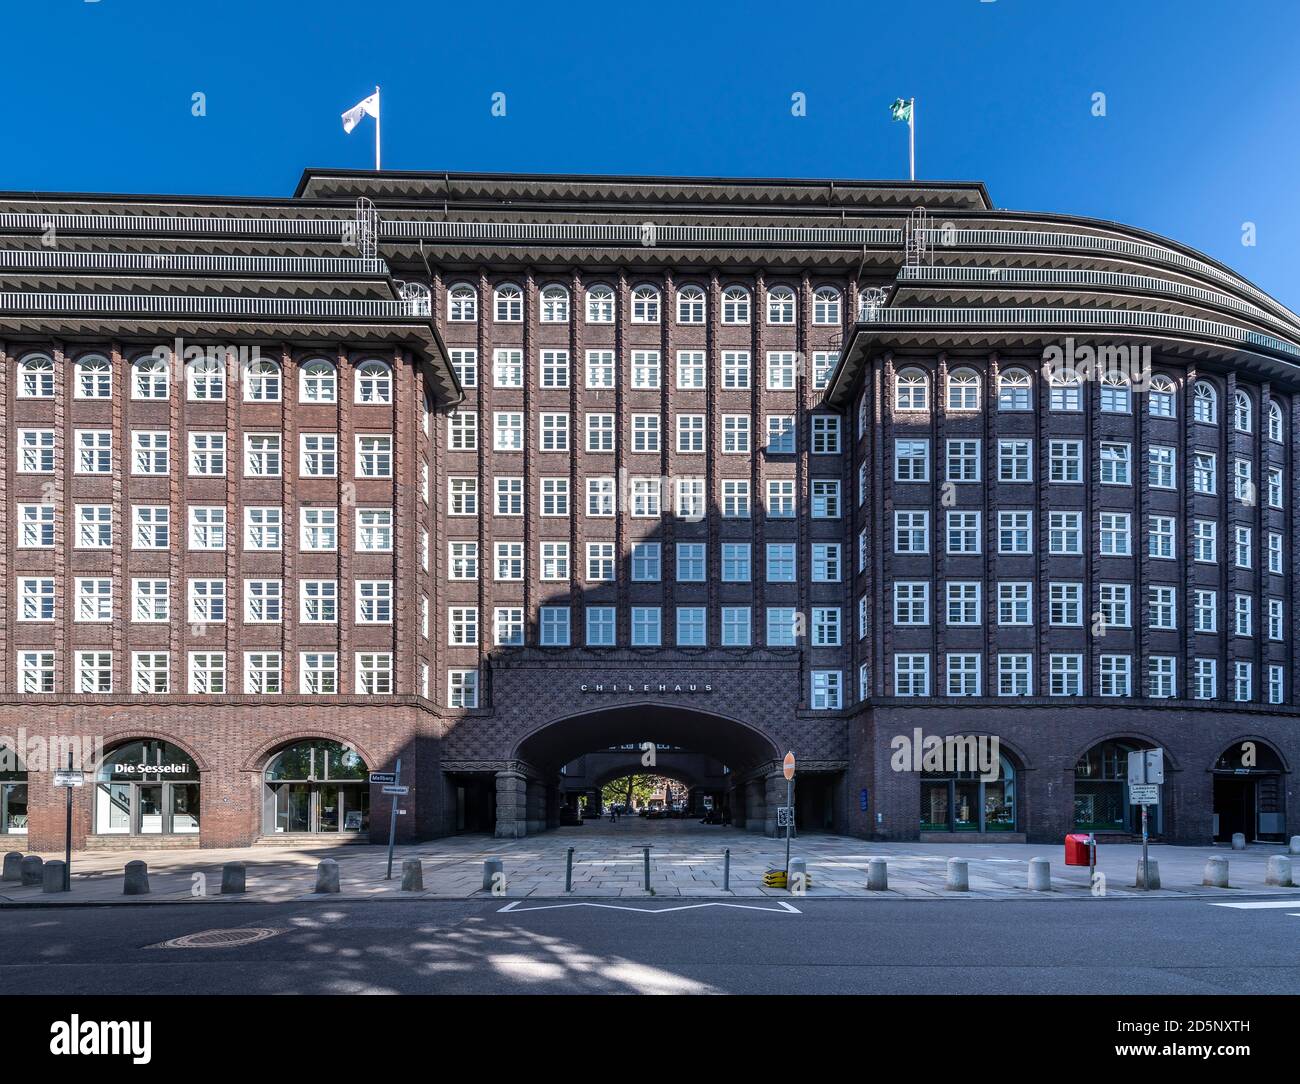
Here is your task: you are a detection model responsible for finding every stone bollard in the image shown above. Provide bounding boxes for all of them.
[866,857,889,891]
[42,860,66,894]
[1135,858,1161,889]
[1203,856,1229,888]
[482,857,504,892]
[123,860,150,895]
[788,858,808,893]
[20,855,43,886]
[1231,832,1247,851]
[1027,857,1051,892]
[946,857,969,892]
[220,862,246,895]
[1265,855,1293,887]
[1290,836,1300,856]
[2,851,23,882]
[314,859,340,894]
[401,858,424,892]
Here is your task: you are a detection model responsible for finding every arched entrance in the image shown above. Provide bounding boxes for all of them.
[1213,740,1287,842]
[921,751,1021,834]
[1074,738,1161,835]
[263,740,370,834]
[95,740,200,837]
[0,745,27,836]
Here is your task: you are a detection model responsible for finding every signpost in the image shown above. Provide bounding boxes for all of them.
[782,751,796,876]
[383,758,402,880]
[1128,749,1164,891]
[53,753,85,892]
[369,771,397,785]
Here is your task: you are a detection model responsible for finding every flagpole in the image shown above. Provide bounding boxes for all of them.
[909,97,915,181]
[374,85,381,171]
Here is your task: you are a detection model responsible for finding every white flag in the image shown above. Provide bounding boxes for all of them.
[342,91,379,134]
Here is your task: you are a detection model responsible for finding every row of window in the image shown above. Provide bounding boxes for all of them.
[889,438,1284,502]
[445,283,846,327]
[890,368,1284,437]
[879,510,1286,568]
[15,650,405,696]
[446,348,837,392]
[880,653,1283,703]
[15,355,395,405]
[884,581,1284,638]
[17,430,396,479]
[452,412,841,455]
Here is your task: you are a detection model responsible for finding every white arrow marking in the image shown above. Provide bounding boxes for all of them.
[1208,899,1300,909]
[496,900,801,915]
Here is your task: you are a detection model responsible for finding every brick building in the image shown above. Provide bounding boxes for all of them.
[0,171,1296,849]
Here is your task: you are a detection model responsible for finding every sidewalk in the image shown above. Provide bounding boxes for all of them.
[4,822,1300,905]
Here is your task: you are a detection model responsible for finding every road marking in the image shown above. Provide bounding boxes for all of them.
[496,900,801,915]
[1207,899,1300,909]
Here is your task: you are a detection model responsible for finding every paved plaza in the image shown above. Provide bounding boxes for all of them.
[4,818,1300,905]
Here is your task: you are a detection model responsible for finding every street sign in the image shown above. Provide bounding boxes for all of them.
[53,770,85,788]
[1127,749,1164,785]
[777,806,794,827]
[1129,784,1160,805]
[369,771,397,785]
[859,788,869,812]
[782,752,796,780]
[381,784,409,796]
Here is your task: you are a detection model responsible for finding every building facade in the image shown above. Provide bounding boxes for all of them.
[0,171,1296,849]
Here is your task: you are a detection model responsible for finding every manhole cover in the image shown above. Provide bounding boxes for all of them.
[160,928,282,950]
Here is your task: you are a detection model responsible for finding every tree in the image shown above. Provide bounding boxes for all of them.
[601,774,660,810]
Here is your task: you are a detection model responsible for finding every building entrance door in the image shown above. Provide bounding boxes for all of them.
[1213,776,1253,842]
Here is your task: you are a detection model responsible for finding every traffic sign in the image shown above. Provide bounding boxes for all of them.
[1129,783,1160,805]
[53,770,85,788]
[777,806,794,827]
[782,752,796,780]
[381,784,409,796]
[369,771,397,785]
[1127,749,1164,785]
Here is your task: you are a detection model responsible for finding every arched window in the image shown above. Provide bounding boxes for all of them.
[447,282,477,322]
[539,284,570,323]
[1234,389,1252,432]
[1048,366,1082,411]
[1099,370,1131,413]
[676,285,706,324]
[997,367,1032,411]
[95,740,200,837]
[1268,400,1284,442]
[894,367,929,412]
[243,358,282,402]
[299,358,337,402]
[812,286,841,325]
[946,368,980,411]
[186,355,226,401]
[1075,739,1158,834]
[493,283,523,323]
[264,739,369,834]
[1193,380,1218,424]
[0,745,27,835]
[17,353,55,399]
[355,360,392,404]
[766,285,796,325]
[922,753,1018,832]
[74,354,112,399]
[630,284,661,324]
[721,285,751,325]
[131,355,170,399]
[585,284,615,324]
[1147,374,1176,418]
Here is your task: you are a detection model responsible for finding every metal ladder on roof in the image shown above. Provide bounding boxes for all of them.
[904,206,929,267]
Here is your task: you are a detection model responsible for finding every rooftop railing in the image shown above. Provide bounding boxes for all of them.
[0,249,389,276]
[0,291,429,319]
[380,219,904,246]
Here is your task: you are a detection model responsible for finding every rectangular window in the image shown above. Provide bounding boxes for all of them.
[586,607,616,646]
[677,607,707,647]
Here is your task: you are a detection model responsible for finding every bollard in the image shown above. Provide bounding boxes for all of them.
[123,860,150,895]
[20,855,43,886]
[1265,855,1293,887]
[946,857,969,892]
[42,860,66,894]
[2,851,22,882]
[1202,856,1229,888]
[723,848,731,892]
[1027,857,1051,892]
[314,858,340,894]
[565,847,574,893]
[1290,836,1300,856]
[642,846,651,892]
[1231,832,1247,851]
[482,857,503,892]
[1135,858,1161,889]
[221,862,246,895]
[788,858,808,893]
[400,858,423,892]
[866,857,889,891]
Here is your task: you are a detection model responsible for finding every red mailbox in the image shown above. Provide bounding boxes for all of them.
[1064,833,1095,866]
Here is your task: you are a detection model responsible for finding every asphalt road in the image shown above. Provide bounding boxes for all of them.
[3,896,1298,995]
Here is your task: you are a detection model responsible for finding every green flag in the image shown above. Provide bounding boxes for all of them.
[890,98,912,123]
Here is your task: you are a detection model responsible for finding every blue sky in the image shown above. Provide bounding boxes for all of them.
[6,0,1299,307]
